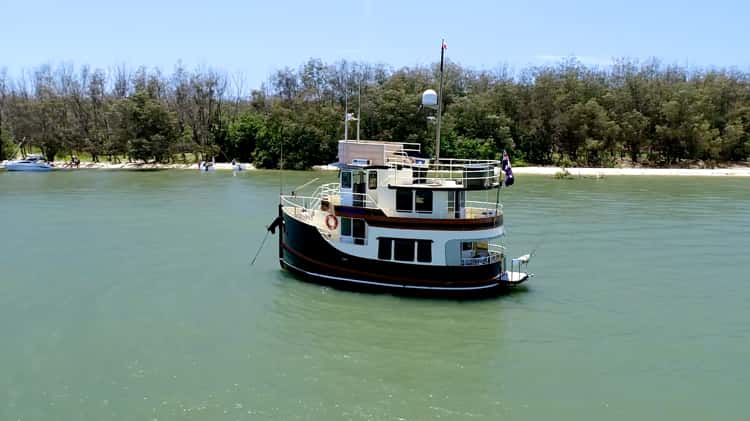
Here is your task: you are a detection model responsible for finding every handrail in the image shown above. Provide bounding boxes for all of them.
[461,251,503,266]
[461,242,504,266]
[281,185,379,212]
[436,200,503,219]
[385,158,503,187]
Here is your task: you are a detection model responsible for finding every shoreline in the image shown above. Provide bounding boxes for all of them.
[2,161,749,176]
[513,166,750,177]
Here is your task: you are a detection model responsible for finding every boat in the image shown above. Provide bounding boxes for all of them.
[198,159,216,172]
[263,40,533,298]
[267,140,532,297]
[4,154,54,172]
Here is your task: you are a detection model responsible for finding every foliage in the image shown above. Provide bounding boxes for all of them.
[0,130,14,160]
[0,58,749,168]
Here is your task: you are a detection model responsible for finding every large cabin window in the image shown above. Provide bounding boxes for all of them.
[368,171,378,189]
[379,238,430,263]
[396,189,413,212]
[341,171,352,189]
[417,240,432,263]
[378,238,392,260]
[393,239,415,262]
[415,190,433,213]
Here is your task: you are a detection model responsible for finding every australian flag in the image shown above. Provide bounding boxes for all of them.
[502,150,515,186]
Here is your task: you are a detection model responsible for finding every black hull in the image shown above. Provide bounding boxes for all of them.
[279,210,514,298]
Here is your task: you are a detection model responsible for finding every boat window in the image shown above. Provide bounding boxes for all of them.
[396,189,413,212]
[415,190,433,213]
[341,217,352,236]
[393,239,415,262]
[417,240,432,263]
[352,219,366,245]
[378,238,392,260]
[462,241,473,251]
[341,171,352,189]
[368,171,378,189]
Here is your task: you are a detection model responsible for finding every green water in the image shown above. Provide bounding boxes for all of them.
[1,170,748,420]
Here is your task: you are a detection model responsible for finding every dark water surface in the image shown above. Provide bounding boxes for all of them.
[1,170,748,420]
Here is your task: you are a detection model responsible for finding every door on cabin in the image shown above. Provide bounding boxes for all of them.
[367,170,378,204]
[448,191,465,218]
[353,171,366,207]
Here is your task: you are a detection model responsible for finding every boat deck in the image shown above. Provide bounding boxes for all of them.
[503,271,530,284]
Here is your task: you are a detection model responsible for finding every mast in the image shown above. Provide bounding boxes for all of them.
[435,38,446,160]
[357,80,361,141]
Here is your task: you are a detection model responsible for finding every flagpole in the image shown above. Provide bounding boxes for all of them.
[436,39,446,160]
[357,80,361,141]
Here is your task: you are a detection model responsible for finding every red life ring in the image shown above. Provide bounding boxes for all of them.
[326,214,338,230]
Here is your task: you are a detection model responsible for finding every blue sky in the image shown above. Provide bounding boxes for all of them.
[1,0,748,88]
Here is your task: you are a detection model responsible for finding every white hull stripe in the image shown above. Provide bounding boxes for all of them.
[281,259,501,291]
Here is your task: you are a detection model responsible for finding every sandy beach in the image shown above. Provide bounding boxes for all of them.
[513,166,750,177]
[0,160,257,171]
[3,160,749,176]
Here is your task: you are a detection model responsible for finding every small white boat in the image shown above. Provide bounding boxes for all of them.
[198,159,216,172]
[5,154,54,172]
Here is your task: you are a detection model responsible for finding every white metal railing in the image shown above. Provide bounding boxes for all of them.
[386,157,502,187]
[338,139,421,166]
[281,185,378,213]
[461,251,503,266]
[455,201,503,219]
[281,195,320,217]
[461,243,505,266]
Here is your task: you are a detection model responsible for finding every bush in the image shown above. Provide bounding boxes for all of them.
[0,133,16,160]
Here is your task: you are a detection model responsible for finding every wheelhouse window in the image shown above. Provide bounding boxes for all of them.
[417,240,432,263]
[414,190,433,213]
[368,171,378,189]
[378,238,392,260]
[396,189,413,212]
[393,239,415,262]
[341,171,352,189]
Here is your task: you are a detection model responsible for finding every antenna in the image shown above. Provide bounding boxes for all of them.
[344,88,348,141]
[436,38,447,160]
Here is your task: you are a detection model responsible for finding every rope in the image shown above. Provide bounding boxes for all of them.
[250,228,271,265]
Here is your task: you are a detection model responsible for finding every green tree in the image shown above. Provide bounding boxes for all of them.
[223,112,265,162]
[121,90,178,162]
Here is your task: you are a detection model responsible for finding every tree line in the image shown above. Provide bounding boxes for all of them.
[1,58,749,168]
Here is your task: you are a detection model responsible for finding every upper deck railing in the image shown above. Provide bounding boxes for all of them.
[282,183,502,222]
[338,140,503,189]
[385,156,503,188]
